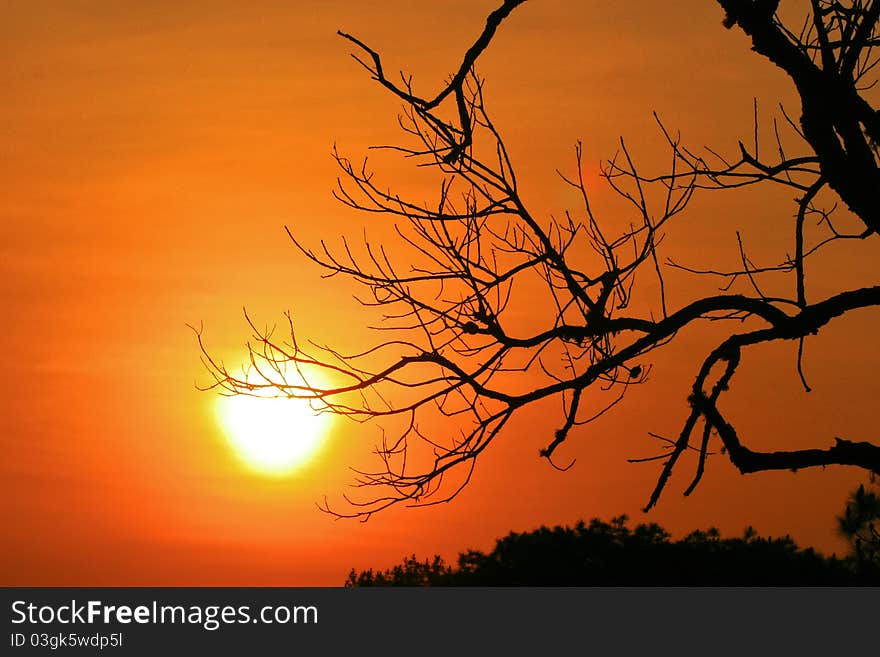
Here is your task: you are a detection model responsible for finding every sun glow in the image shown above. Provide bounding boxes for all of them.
[215,392,331,475]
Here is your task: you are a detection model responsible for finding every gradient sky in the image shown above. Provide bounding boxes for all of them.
[3,0,879,585]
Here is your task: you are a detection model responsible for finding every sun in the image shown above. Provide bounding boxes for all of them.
[215,392,331,475]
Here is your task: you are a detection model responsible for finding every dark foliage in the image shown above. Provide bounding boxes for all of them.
[837,477,880,572]
[346,516,877,586]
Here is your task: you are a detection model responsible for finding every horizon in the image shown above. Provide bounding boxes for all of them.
[3,0,878,586]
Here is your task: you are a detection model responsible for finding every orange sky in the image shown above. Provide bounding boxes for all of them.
[3,1,879,585]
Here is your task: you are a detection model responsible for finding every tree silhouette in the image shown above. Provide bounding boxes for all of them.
[837,477,880,570]
[345,516,870,585]
[197,1,880,518]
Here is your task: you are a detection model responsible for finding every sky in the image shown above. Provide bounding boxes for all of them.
[3,0,879,585]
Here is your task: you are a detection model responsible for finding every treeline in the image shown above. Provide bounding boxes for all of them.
[346,516,879,586]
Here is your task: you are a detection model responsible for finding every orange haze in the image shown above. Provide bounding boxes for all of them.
[3,1,878,584]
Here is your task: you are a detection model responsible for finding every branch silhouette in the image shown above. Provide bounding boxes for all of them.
[198,0,880,519]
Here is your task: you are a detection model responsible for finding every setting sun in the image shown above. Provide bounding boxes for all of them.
[215,394,330,475]
[5,0,880,598]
